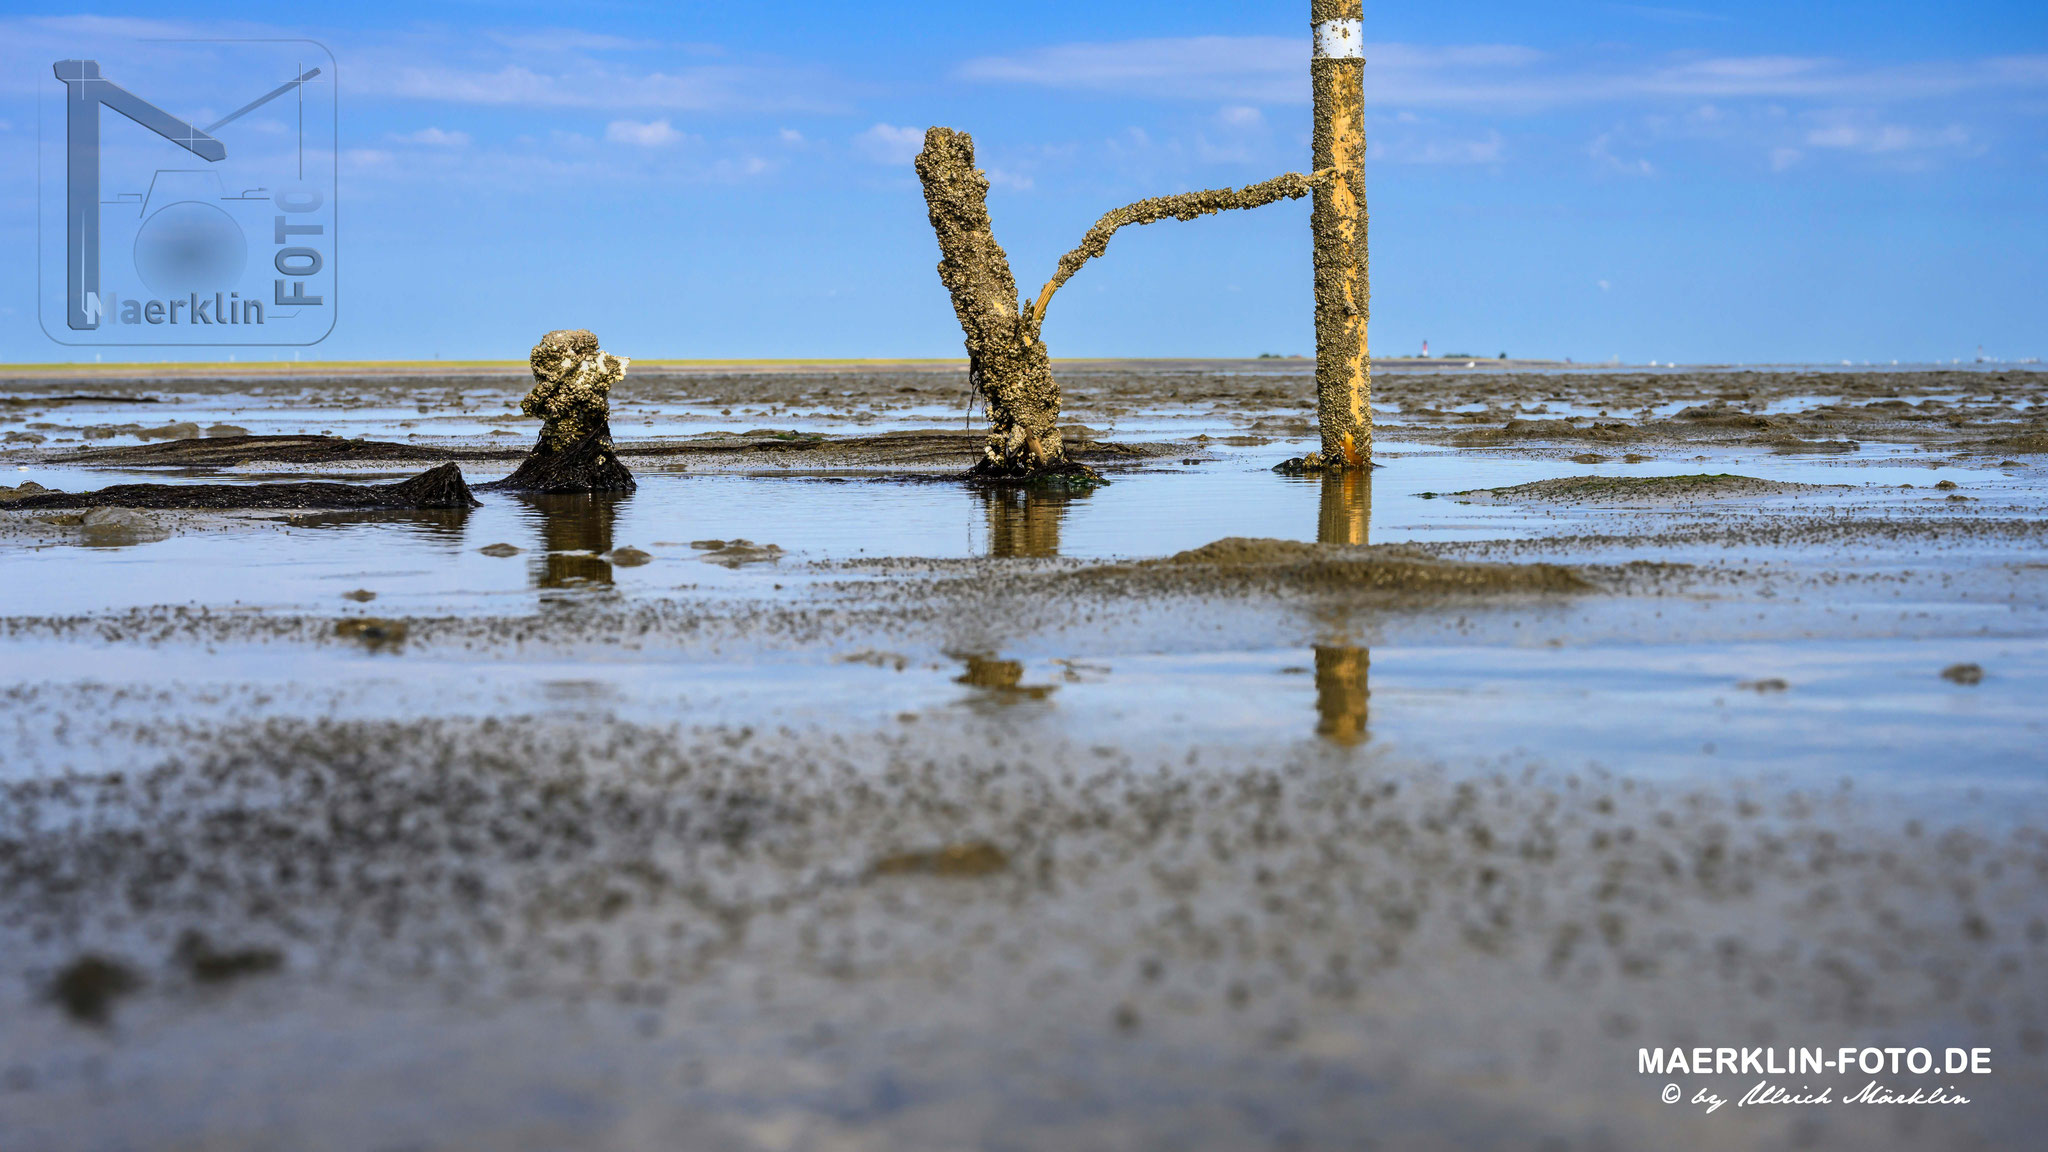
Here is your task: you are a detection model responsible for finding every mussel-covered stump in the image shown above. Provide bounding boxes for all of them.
[482,329,637,494]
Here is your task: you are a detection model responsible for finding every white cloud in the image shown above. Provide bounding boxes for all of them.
[1216,105,1264,129]
[482,29,664,54]
[959,35,2048,111]
[779,128,805,144]
[960,38,1544,106]
[392,127,471,148]
[960,37,1304,102]
[606,118,682,147]
[342,148,397,172]
[1379,130,1505,165]
[854,122,925,165]
[1805,122,1971,154]
[1612,4,1729,21]
[710,154,776,179]
[344,35,844,114]
[0,15,844,112]
[1589,132,1655,175]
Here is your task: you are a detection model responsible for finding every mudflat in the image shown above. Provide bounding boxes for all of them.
[1,361,2043,1151]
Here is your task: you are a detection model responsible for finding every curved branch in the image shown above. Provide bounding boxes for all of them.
[1031,168,1333,327]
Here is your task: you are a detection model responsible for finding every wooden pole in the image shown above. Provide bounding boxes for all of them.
[1311,0,1370,468]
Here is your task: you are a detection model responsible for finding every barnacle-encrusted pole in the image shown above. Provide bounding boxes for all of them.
[1309,0,1371,469]
[916,125,1327,481]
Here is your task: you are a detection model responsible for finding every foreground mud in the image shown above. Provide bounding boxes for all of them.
[0,361,2043,1150]
[4,715,2039,1151]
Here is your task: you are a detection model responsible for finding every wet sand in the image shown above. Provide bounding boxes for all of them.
[1,361,2044,1150]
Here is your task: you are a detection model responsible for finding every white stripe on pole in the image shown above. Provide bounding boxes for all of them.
[1312,19,1364,60]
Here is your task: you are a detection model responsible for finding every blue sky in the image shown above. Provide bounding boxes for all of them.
[1,1,2044,363]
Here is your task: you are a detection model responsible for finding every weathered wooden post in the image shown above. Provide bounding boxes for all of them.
[1311,0,1370,469]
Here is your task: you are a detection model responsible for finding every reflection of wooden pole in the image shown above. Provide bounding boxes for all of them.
[982,486,1070,558]
[1316,469,1372,547]
[1314,645,1370,745]
[1313,462,1369,742]
[1311,0,1369,468]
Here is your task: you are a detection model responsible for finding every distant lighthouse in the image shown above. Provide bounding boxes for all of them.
[1421,339,1430,359]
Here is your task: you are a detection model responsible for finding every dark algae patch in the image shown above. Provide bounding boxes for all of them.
[1450,473,1840,504]
[54,434,488,468]
[8,462,481,511]
[1094,537,1591,596]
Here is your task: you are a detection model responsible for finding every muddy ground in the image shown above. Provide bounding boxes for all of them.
[0,361,2044,1151]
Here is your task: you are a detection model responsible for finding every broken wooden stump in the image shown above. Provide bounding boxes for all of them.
[915,128,1077,482]
[915,126,1327,483]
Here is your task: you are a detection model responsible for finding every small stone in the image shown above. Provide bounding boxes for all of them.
[480,543,521,557]
[1940,663,1984,686]
[336,618,408,652]
[871,841,1009,878]
[699,542,783,568]
[174,930,283,983]
[1737,678,1789,693]
[341,589,377,602]
[608,547,652,567]
[49,955,140,1025]
[1933,479,1958,490]
[79,506,169,545]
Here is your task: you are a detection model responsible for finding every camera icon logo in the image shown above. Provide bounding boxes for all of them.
[38,40,336,347]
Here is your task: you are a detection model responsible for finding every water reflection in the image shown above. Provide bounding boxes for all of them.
[284,506,474,541]
[979,485,1094,558]
[1312,471,1372,742]
[954,653,1057,702]
[516,492,628,592]
[1313,644,1370,745]
[1315,469,1372,547]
